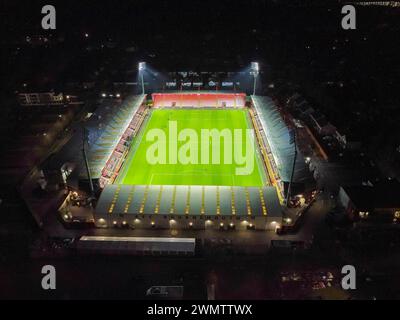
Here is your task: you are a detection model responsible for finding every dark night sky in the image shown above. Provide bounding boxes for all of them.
[1,1,347,43]
[1,1,399,88]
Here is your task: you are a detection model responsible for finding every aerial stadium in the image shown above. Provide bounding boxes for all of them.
[52,63,313,232]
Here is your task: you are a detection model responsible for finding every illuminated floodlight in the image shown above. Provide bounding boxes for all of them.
[251,62,259,73]
[250,62,259,95]
[138,62,146,71]
[101,93,106,98]
[138,62,146,94]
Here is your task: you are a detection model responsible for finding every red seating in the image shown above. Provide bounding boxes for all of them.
[99,105,149,187]
[152,93,246,108]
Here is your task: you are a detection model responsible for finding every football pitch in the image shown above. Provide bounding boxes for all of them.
[116,108,266,187]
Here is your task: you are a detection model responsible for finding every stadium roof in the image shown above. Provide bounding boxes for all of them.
[342,180,400,210]
[45,95,146,181]
[152,91,245,94]
[152,92,246,108]
[251,95,312,184]
[96,184,282,218]
[85,95,146,178]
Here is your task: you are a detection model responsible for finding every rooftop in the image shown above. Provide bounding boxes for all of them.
[342,180,400,210]
[96,184,282,218]
[46,95,146,181]
[251,95,312,184]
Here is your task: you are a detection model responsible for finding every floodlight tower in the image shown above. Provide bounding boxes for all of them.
[82,127,95,200]
[250,62,259,96]
[138,62,146,94]
[286,128,298,207]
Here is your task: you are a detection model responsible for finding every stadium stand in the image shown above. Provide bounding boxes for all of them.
[99,103,148,187]
[42,95,147,190]
[95,184,282,230]
[250,96,313,199]
[152,92,246,108]
[86,95,147,184]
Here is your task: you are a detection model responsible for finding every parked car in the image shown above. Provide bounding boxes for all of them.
[145,286,184,299]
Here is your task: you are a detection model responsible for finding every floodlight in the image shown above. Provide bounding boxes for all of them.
[251,62,259,72]
[138,62,146,71]
[138,62,146,94]
[250,62,259,95]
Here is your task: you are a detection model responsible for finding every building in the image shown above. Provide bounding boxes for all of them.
[77,236,196,256]
[338,180,400,222]
[89,92,295,231]
[251,96,315,199]
[50,92,315,231]
[18,92,65,106]
[309,112,337,136]
[95,184,282,231]
[43,94,147,191]
[152,92,246,108]
[334,129,362,150]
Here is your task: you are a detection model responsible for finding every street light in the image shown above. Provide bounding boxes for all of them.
[138,62,146,94]
[250,62,259,96]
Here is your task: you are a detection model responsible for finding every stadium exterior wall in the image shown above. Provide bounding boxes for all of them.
[95,215,280,231]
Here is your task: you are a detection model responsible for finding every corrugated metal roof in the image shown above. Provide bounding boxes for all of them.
[78,236,195,254]
[96,184,282,217]
[86,95,146,178]
[251,95,311,184]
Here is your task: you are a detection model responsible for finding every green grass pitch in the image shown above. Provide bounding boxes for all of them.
[116,108,266,187]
